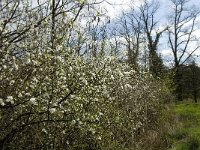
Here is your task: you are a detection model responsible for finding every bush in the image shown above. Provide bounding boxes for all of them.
[0,51,169,149]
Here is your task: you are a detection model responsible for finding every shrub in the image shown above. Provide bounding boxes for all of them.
[0,51,168,149]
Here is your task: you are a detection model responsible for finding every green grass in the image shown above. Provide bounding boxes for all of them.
[169,103,200,150]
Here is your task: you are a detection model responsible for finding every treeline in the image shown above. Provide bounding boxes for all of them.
[176,62,200,103]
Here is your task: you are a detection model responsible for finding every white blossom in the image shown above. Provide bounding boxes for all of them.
[124,71,131,75]
[30,97,37,105]
[70,95,75,98]
[99,112,103,116]
[10,80,15,85]
[57,56,62,61]
[26,58,31,64]
[125,84,132,89]
[82,78,88,85]
[69,66,73,71]
[18,93,23,98]
[0,98,5,106]
[25,93,31,96]
[13,63,18,70]
[71,120,76,125]
[6,96,14,104]
[4,54,8,60]
[3,65,7,69]
[110,75,114,80]
[42,128,47,133]
[49,108,56,114]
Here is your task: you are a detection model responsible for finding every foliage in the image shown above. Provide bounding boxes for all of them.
[0,50,168,149]
[179,63,200,102]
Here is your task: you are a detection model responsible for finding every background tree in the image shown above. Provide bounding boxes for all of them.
[118,9,143,69]
[167,0,200,101]
[180,61,200,103]
[137,0,167,77]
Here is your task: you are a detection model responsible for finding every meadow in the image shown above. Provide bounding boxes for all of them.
[169,103,200,150]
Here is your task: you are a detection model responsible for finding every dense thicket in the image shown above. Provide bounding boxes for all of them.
[0,51,170,149]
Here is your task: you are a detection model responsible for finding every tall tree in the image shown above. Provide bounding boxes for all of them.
[139,0,167,77]
[167,0,200,101]
[118,9,143,68]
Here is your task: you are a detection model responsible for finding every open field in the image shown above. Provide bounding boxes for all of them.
[169,103,200,150]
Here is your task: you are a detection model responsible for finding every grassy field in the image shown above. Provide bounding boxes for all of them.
[169,103,200,150]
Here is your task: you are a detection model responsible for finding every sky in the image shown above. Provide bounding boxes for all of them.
[100,0,200,66]
[31,0,200,66]
[99,0,142,19]
[101,0,200,19]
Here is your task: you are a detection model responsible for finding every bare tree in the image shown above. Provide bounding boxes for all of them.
[167,0,200,100]
[108,27,121,58]
[139,0,167,77]
[118,9,143,69]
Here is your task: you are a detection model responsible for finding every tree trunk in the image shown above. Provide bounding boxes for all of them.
[174,67,183,101]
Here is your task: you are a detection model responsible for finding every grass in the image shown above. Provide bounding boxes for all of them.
[168,103,200,150]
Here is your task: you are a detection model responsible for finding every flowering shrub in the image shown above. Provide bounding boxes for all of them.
[0,1,171,149]
[0,47,166,149]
